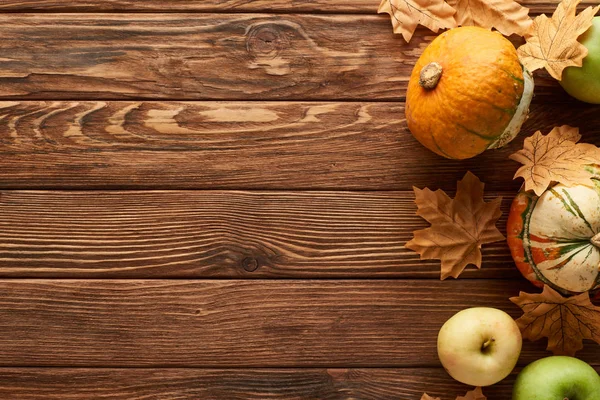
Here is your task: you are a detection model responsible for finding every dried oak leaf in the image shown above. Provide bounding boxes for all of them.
[510,285,600,356]
[447,0,532,37]
[510,125,600,196]
[421,388,486,400]
[517,0,600,80]
[378,0,457,42]
[406,171,505,280]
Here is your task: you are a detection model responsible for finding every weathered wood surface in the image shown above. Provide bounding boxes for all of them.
[0,190,518,278]
[2,368,593,400]
[1,101,598,190]
[0,14,575,101]
[0,0,595,13]
[0,280,598,368]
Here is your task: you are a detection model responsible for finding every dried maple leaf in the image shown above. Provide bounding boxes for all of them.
[447,0,531,36]
[510,285,600,356]
[457,387,486,400]
[517,0,600,80]
[378,0,457,42]
[406,172,505,280]
[421,388,486,400]
[510,125,600,196]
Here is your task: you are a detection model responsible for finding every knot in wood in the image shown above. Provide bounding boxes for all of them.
[246,25,289,58]
[242,257,260,272]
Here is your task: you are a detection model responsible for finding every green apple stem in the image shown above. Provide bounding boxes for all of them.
[481,337,495,353]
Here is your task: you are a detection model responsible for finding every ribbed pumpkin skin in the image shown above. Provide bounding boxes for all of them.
[507,183,600,297]
[406,27,525,159]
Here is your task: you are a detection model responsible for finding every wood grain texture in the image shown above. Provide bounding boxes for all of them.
[0,0,596,13]
[1,101,598,190]
[0,279,599,367]
[0,14,576,101]
[0,190,519,278]
[0,368,584,400]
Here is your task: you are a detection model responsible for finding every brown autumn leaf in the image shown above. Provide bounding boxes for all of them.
[421,388,486,400]
[406,171,505,280]
[517,0,600,80]
[510,125,600,196]
[378,0,457,42]
[447,0,532,36]
[510,285,600,356]
[457,387,486,400]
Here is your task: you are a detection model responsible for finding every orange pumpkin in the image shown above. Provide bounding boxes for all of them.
[406,27,534,160]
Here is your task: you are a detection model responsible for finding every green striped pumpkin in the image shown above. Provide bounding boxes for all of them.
[507,181,600,296]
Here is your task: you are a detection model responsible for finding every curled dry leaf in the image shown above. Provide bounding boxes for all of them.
[510,125,600,196]
[447,0,532,36]
[378,0,456,42]
[517,0,600,80]
[406,172,505,280]
[510,285,600,356]
[421,387,486,400]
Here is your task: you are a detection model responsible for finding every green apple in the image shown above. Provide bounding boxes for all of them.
[513,356,600,400]
[437,307,522,387]
[560,17,600,104]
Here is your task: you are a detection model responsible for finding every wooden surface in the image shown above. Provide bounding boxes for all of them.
[1,101,598,190]
[1,1,599,399]
[0,368,538,399]
[0,15,573,101]
[0,190,520,278]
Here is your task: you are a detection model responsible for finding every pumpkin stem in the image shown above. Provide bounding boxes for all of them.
[419,62,443,90]
[592,233,600,248]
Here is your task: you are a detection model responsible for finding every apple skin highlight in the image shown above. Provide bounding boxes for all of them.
[437,307,522,387]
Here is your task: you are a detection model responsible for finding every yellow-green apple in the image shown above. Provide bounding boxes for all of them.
[560,17,600,104]
[513,356,600,400]
[437,307,522,386]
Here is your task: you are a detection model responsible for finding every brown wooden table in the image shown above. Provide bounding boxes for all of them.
[0,1,599,399]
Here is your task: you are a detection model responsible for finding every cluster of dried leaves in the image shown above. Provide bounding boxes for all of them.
[378,0,531,42]
[407,126,599,278]
[422,387,486,400]
[407,128,599,282]
[379,0,600,80]
[407,126,600,278]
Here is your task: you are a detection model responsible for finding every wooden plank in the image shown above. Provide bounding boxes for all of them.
[0,0,595,14]
[0,190,520,278]
[0,14,574,101]
[0,279,598,367]
[1,101,598,190]
[0,368,586,400]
